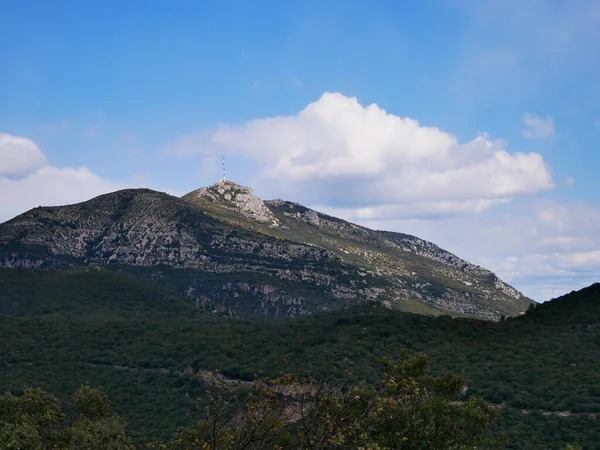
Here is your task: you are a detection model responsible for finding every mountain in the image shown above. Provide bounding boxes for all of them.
[0,180,532,320]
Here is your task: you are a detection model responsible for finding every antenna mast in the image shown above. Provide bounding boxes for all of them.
[220,156,226,183]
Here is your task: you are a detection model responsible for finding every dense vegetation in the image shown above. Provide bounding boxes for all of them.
[0,353,504,449]
[0,385,133,448]
[1,269,598,448]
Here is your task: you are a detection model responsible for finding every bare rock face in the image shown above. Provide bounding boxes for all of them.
[266,200,321,226]
[187,181,281,227]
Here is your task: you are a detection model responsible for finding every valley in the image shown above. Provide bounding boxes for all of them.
[1,268,599,448]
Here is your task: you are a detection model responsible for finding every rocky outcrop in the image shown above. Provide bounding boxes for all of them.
[185,181,280,226]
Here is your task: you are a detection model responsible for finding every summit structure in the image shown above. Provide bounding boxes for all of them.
[184,181,281,226]
[219,156,226,184]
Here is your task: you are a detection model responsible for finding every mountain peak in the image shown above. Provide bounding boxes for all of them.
[184,180,281,226]
[1,183,533,320]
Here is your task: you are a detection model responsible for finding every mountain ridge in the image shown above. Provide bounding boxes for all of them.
[0,180,532,319]
[185,181,531,315]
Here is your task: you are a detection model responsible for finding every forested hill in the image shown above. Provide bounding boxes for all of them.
[0,268,598,448]
[520,282,600,324]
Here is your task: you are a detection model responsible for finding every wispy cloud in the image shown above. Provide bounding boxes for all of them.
[522,113,555,139]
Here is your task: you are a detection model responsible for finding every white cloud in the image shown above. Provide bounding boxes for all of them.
[564,176,575,186]
[0,133,48,176]
[166,93,554,216]
[560,249,600,267]
[522,113,555,139]
[0,133,129,223]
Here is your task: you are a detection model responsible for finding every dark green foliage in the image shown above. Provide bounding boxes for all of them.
[0,269,598,448]
[0,386,133,449]
[159,353,501,449]
[369,352,502,449]
[71,385,112,420]
[162,375,296,450]
[493,409,595,450]
[0,387,65,448]
[0,357,502,450]
[0,268,200,319]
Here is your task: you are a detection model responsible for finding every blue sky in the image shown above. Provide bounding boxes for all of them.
[1,0,599,301]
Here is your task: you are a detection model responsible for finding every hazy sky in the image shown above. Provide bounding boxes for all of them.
[1,0,599,301]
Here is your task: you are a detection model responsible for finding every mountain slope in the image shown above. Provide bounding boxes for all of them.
[0,182,531,319]
[0,267,200,319]
[184,181,532,319]
[0,188,385,316]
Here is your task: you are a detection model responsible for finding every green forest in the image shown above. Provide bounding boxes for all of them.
[1,268,599,448]
[1,352,508,449]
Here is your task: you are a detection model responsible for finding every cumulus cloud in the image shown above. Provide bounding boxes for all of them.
[522,113,555,139]
[0,134,48,175]
[0,133,129,223]
[166,93,554,216]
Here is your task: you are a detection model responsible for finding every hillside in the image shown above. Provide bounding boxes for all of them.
[0,188,384,317]
[0,269,598,448]
[185,181,530,319]
[1,181,531,320]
